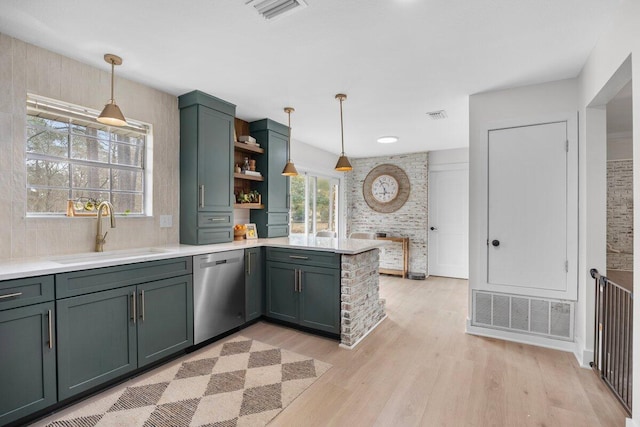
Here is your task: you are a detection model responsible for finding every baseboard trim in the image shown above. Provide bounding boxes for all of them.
[466,319,576,354]
[339,315,388,350]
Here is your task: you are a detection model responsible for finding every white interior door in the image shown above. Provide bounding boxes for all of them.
[488,122,568,291]
[428,165,469,278]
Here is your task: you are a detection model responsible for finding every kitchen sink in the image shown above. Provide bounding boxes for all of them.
[51,248,173,265]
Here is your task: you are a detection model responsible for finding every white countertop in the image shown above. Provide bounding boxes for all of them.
[0,236,388,281]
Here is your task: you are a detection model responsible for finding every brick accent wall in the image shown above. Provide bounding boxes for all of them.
[607,160,633,271]
[346,153,428,275]
[340,249,386,347]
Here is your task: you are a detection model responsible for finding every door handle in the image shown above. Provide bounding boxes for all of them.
[298,270,303,292]
[294,269,299,292]
[199,185,205,208]
[47,309,54,349]
[430,226,437,231]
[492,240,500,247]
[246,253,250,275]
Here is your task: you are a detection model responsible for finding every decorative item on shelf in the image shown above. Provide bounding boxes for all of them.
[242,157,250,172]
[239,135,257,144]
[97,54,127,127]
[236,190,261,204]
[245,223,258,239]
[242,170,262,177]
[249,159,256,171]
[66,197,110,217]
[235,164,241,173]
[233,224,247,240]
[282,107,298,176]
[334,93,352,171]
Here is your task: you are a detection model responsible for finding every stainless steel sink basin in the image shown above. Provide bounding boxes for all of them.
[51,248,173,265]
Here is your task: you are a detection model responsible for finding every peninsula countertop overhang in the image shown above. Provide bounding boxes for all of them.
[0,236,390,281]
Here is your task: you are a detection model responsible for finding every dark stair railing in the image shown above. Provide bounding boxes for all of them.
[590,268,633,415]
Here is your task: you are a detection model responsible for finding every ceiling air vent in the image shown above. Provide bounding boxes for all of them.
[426,110,447,120]
[246,0,308,20]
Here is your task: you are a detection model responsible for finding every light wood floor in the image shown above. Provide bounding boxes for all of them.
[239,275,628,427]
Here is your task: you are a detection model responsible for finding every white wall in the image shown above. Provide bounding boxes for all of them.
[428,147,468,166]
[576,0,640,421]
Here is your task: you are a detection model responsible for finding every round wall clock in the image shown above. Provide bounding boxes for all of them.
[363,164,410,213]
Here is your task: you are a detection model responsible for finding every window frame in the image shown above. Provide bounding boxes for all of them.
[25,94,153,217]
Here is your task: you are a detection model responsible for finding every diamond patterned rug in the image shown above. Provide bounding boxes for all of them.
[39,336,331,427]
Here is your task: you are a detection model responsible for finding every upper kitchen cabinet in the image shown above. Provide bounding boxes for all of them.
[249,119,290,238]
[179,90,235,245]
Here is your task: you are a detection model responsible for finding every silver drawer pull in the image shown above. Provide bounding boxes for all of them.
[0,292,23,300]
[209,217,226,222]
[289,255,309,260]
[140,290,145,322]
[48,309,54,349]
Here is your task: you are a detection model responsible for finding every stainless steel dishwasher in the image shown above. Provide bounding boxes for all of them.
[193,250,245,345]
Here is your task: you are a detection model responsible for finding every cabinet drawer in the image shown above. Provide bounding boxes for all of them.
[198,228,233,244]
[198,212,232,228]
[266,248,340,269]
[56,257,193,298]
[267,212,289,225]
[0,275,54,310]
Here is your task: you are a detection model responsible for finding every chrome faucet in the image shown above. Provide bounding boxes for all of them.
[95,201,116,252]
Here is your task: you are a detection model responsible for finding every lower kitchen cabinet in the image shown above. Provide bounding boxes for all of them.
[0,302,56,426]
[137,275,193,367]
[245,247,264,322]
[265,261,340,334]
[56,286,137,400]
[56,266,194,401]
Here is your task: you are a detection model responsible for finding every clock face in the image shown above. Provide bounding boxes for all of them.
[372,175,399,203]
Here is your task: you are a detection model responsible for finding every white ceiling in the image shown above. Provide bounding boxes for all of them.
[0,0,623,158]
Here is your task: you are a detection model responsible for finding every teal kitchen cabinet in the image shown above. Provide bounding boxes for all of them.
[137,275,193,367]
[0,300,56,426]
[250,119,290,238]
[179,90,235,245]
[245,247,264,322]
[56,258,193,400]
[56,286,137,400]
[265,248,341,335]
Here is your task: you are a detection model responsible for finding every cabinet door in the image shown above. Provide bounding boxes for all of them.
[267,131,289,213]
[265,261,298,323]
[198,106,233,212]
[245,248,264,322]
[137,275,193,368]
[298,265,340,334]
[0,302,56,425]
[57,286,137,400]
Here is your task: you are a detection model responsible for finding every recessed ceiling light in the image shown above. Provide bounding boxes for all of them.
[377,136,398,144]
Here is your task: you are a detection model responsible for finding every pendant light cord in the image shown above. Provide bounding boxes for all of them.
[287,110,292,162]
[110,60,115,103]
[339,97,345,155]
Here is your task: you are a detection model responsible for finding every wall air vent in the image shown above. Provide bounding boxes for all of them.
[246,0,308,20]
[426,110,447,120]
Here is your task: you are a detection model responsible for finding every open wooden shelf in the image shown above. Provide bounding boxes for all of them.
[234,203,264,209]
[234,142,264,154]
[234,173,264,182]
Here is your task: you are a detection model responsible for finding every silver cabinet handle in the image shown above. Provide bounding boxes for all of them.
[246,253,251,275]
[209,217,226,222]
[294,268,298,292]
[131,292,136,324]
[47,309,53,349]
[199,185,205,208]
[140,290,145,321]
[298,270,303,292]
[289,255,309,260]
[0,292,22,300]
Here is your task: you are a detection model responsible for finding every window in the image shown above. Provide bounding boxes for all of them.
[290,173,340,235]
[25,94,150,215]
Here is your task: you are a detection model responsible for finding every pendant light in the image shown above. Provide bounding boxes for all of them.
[281,107,298,176]
[334,93,352,171]
[97,54,127,127]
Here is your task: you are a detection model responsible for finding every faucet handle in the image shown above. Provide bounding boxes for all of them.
[102,231,108,242]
